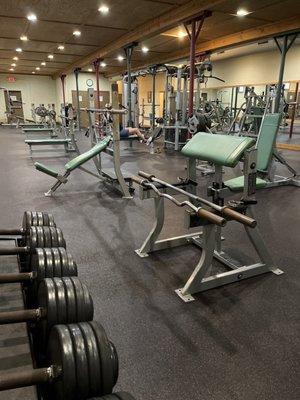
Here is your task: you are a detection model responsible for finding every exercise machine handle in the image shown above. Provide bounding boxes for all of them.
[197,209,226,227]
[222,207,257,228]
[138,171,155,180]
[131,176,146,186]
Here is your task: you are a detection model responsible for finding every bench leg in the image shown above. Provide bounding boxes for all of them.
[45,172,69,196]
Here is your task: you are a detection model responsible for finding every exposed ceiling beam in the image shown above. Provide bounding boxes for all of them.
[54,0,225,77]
[105,15,300,77]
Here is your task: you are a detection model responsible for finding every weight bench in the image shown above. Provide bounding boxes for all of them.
[22,127,54,133]
[224,113,300,189]
[35,136,111,196]
[25,138,76,153]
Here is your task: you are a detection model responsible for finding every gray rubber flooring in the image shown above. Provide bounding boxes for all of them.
[0,126,299,400]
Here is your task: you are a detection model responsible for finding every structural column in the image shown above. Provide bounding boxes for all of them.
[74,68,81,131]
[124,42,138,127]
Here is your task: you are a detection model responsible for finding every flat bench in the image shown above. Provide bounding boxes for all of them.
[25,138,72,146]
[23,127,54,133]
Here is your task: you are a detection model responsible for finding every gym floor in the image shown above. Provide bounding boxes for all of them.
[0,126,300,400]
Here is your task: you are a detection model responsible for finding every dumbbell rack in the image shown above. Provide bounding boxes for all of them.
[0,235,39,399]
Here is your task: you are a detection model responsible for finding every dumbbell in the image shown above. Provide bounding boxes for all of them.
[0,211,55,238]
[0,321,119,400]
[0,248,77,305]
[0,277,93,351]
[93,392,136,399]
[0,226,65,271]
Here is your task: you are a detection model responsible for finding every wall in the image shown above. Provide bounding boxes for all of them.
[0,74,57,123]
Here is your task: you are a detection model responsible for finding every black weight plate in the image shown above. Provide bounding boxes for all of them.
[30,248,47,303]
[109,341,119,386]
[58,248,68,276]
[72,277,85,321]
[22,211,32,233]
[67,324,90,399]
[53,278,67,323]
[46,324,77,400]
[89,321,116,395]
[42,212,49,226]
[56,227,66,248]
[38,278,57,345]
[65,250,78,276]
[81,281,94,321]
[115,392,137,400]
[78,322,102,396]
[31,212,38,226]
[51,248,62,277]
[28,227,38,251]
[42,227,52,247]
[49,226,59,247]
[44,248,54,278]
[36,226,45,248]
[62,277,76,323]
[48,213,56,227]
[36,212,44,226]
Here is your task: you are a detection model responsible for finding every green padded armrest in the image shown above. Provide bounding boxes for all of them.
[224,176,267,192]
[181,133,255,167]
[35,162,59,178]
[65,135,111,172]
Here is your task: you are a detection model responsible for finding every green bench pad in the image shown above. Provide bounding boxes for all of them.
[25,139,70,145]
[23,127,54,132]
[35,162,59,178]
[224,176,267,191]
[181,133,255,167]
[65,136,111,172]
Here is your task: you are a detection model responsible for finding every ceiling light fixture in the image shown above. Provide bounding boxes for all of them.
[16,48,22,52]
[98,5,109,14]
[73,30,81,37]
[48,54,54,59]
[41,62,46,66]
[20,35,28,41]
[36,67,40,70]
[88,68,93,72]
[142,46,149,53]
[13,57,18,61]
[100,62,106,67]
[11,63,16,67]
[58,45,65,50]
[177,30,187,38]
[32,71,36,74]
[117,55,124,61]
[27,13,37,22]
[236,8,250,17]
[9,68,14,71]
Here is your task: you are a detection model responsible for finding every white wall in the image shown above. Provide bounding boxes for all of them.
[0,74,57,123]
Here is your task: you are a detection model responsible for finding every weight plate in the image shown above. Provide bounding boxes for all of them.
[81,280,94,321]
[42,227,52,248]
[31,212,38,226]
[44,248,54,278]
[58,248,68,275]
[22,211,32,233]
[65,250,78,277]
[78,322,102,396]
[51,248,62,277]
[46,324,77,400]
[62,277,77,322]
[30,248,47,304]
[53,278,67,324]
[115,392,136,400]
[37,226,45,248]
[109,341,119,386]
[89,321,116,395]
[71,277,85,321]
[37,212,44,226]
[29,226,38,252]
[38,278,57,346]
[56,227,66,248]
[42,212,49,226]
[67,324,90,399]
[48,213,56,227]
[49,227,59,247]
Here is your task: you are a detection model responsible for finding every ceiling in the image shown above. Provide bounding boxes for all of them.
[0,0,299,77]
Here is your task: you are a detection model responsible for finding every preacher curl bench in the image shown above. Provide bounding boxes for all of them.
[135,132,283,301]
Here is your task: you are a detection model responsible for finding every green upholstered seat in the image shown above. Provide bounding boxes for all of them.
[65,135,111,171]
[25,139,71,145]
[224,176,267,191]
[256,113,281,172]
[181,132,255,167]
[35,162,59,178]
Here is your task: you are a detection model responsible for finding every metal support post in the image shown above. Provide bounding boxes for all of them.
[124,42,138,127]
[74,68,81,131]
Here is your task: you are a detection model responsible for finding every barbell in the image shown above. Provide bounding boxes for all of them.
[0,211,55,237]
[0,322,118,399]
[0,277,93,352]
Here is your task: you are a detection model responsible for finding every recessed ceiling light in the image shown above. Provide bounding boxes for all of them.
[100,62,106,67]
[142,46,149,53]
[236,8,250,17]
[20,35,28,41]
[41,62,46,66]
[13,56,18,61]
[27,13,37,22]
[48,54,54,59]
[117,55,124,61]
[58,45,65,50]
[32,71,36,74]
[16,48,22,52]
[177,30,187,38]
[11,63,16,67]
[98,5,109,14]
[73,30,81,37]
[9,68,14,71]
[36,67,40,70]
[88,68,93,72]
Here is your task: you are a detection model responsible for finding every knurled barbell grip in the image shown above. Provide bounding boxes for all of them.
[0,308,43,325]
[0,272,33,284]
[0,246,29,255]
[222,207,257,228]
[197,209,227,227]
[0,367,51,391]
[131,176,148,186]
[138,171,156,180]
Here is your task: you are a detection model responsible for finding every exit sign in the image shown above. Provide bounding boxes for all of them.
[7,76,16,83]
